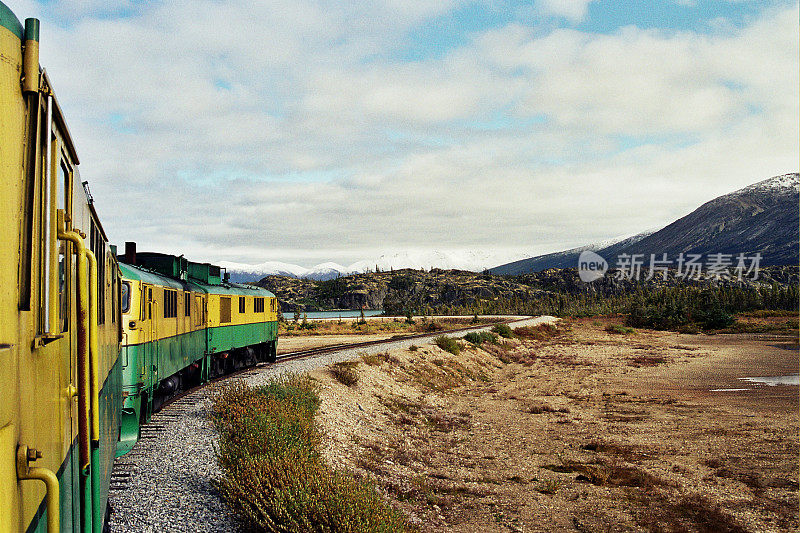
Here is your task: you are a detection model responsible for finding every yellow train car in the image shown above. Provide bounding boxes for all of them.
[0,3,122,532]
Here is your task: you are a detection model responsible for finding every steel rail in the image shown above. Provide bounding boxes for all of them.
[156,317,528,411]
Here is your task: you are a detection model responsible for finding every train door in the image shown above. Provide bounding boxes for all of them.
[140,285,157,421]
[58,155,82,533]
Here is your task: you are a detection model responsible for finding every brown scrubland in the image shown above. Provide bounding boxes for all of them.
[311,318,798,532]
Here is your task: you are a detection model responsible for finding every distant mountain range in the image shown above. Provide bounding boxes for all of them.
[491,173,800,275]
[221,250,531,282]
[224,173,798,282]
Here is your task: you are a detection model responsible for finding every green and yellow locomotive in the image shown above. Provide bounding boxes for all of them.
[115,246,279,455]
[1,4,122,532]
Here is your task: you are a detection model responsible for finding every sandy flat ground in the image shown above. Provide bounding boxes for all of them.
[277,334,398,354]
[308,318,798,532]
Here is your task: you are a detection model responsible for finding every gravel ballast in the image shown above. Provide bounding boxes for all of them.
[107,316,557,532]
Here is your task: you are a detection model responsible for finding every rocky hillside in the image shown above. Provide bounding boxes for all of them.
[256,265,799,313]
[492,173,799,275]
[257,269,541,313]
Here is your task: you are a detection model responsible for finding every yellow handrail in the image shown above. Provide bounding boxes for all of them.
[57,220,91,470]
[17,446,60,533]
[84,248,100,441]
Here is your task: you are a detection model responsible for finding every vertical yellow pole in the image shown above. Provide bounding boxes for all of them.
[84,249,100,441]
[48,133,58,333]
[56,212,91,470]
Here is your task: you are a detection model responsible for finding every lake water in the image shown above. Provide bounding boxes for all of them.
[712,374,800,392]
[281,309,384,320]
[738,375,799,387]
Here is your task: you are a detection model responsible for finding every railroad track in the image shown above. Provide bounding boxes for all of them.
[108,317,533,503]
[107,316,553,530]
[154,316,523,411]
[275,317,521,361]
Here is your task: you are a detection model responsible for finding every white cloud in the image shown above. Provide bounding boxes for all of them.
[3,0,795,266]
[536,0,595,22]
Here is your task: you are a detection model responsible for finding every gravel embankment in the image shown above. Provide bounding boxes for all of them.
[107,316,557,532]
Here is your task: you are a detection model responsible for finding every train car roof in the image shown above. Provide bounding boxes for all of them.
[190,280,275,298]
[119,263,193,291]
[120,262,275,298]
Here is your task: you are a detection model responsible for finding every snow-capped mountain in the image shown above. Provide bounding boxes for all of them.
[303,262,351,281]
[492,173,800,275]
[219,260,310,283]
[222,250,531,282]
[348,250,527,274]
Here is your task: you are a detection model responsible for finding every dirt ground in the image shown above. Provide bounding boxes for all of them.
[310,318,799,533]
[277,334,397,355]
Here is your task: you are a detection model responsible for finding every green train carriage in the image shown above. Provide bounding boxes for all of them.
[116,247,278,455]
[1,3,122,532]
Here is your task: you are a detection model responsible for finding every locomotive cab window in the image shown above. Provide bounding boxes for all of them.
[121,281,131,314]
[184,291,191,317]
[56,160,70,333]
[90,223,106,324]
[254,297,264,313]
[239,296,245,314]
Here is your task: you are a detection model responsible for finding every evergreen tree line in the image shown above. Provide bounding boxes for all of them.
[424,283,798,325]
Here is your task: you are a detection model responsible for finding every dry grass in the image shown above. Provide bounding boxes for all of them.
[513,323,562,340]
[628,354,667,367]
[630,491,751,533]
[361,351,397,366]
[280,316,501,337]
[521,399,569,415]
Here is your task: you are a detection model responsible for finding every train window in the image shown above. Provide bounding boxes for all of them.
[164,290,177,318]
[254,297,264,313]
[111,268,115,321]
[148,288,152,319]
[239,297,245,314]
[194,295,203,327]
[56,162,70,332]
[220,297,231,323]
[270,298,276,312]
[184,292,191,317]
[121,281,131,314]
[90,223,106,325]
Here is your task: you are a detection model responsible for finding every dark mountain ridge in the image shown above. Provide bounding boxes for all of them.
[491,173,799,275]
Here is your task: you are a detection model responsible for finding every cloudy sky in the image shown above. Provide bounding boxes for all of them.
[5,0,798,267]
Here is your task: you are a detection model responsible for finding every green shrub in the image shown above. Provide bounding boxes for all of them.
[605,324,636,335]
[434,335,460,355]
[693,306,735,330]
[626,292,735,331]
[491,324,515,338]
[212,375,410,533]
[330,361,359,386]
[463,331,498,345]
